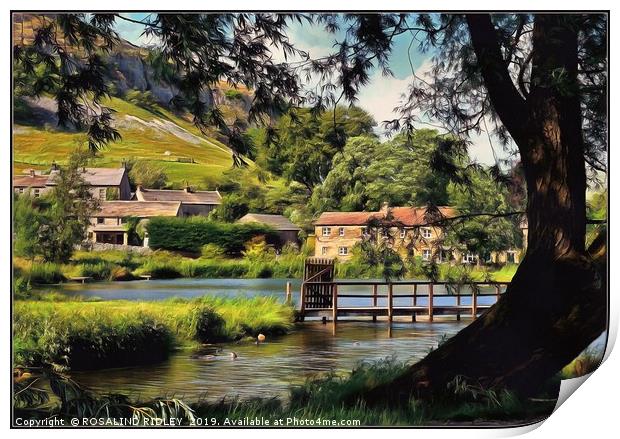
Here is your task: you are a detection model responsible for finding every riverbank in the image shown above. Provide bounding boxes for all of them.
[14,295,294,371]
[13,249,519,287]
[14,356,558,426]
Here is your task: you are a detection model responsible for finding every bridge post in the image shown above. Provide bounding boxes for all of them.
[286,282,292,304]
[388,283,393,322]
[495,284,501,303]
[412,284,417,322]
[299,283,306,320]
[332,284,338,323]
[372,284,378,322]
[428,283,434,322]
[456,285,461,321]
[472,287,478,319]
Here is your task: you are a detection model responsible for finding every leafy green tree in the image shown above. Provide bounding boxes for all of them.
[209,194,249,223]
[13,194,46,261]
[40,151,100,262]
[445,169,519,261]
[310,130,461,212]
[13,151,99,263]
[255,106,376,191]
[126,160,168,189]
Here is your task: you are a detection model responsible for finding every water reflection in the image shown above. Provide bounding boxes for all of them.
[71,321,466,403]
[41,278,501,307]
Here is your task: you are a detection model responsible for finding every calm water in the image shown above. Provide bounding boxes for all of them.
[71,321,467,402]
[41,277,501,307]
[40,278,499,402]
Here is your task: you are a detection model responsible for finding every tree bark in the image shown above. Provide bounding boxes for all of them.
[359,14,607,403]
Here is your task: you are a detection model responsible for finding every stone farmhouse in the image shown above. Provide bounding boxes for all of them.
[13,166,131,200]
[88,201,182,246]
[314,203,524,265]
[237,213,302,247]
[13,165,222,248]
[134,185,222,216]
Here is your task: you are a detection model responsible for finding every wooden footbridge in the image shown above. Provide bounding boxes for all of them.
[298,258,508,322]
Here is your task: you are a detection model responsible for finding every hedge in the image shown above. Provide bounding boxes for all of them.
[146,217,278,254]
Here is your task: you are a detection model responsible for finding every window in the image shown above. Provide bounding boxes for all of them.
[422,249,432,260]
[339,227,345,236]
[97,217,104,224]
[400,228,406,238]
[421,227,432,239]
[462,253,476,264]
[99,188,107,199]
[338,247,349,256]
[507,251,516,264]
[322,227,332,236]
[321,247,328,256]
[33,188,40,198]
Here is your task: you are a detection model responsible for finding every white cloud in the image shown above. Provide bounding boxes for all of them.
[356,59,433,133]
[356,62,516,166]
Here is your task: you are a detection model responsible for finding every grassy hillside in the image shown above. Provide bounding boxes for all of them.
[13,96,246,188]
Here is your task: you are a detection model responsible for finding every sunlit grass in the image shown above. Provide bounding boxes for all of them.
[13,296,294,370]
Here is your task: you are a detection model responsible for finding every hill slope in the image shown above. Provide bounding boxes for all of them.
[13,13,257,189]
[13,95,252,189]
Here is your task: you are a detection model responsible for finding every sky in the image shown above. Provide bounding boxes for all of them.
[114,13,514,166]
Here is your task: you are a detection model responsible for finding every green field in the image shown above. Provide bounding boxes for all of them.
[13,97,243,188]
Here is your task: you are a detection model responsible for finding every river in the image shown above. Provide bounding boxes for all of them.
[38,278,489,402]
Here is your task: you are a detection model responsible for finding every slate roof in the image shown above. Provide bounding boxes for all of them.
[96,201,181,218]
[314,206,456,227]
[237,213,301,231]
[13,174,49,188]
[136,187,222,205]
[47,167,127,186]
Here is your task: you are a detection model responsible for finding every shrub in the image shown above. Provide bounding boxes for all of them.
[200,243,226,259]
[146,217,278,254]
[192,307,227,343]
[27,262,65,284]
[134,261,182,279]
[242,236,276,261]
[14,277,32,300]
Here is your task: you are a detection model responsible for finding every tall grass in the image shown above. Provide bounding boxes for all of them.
[191,358,555,426]
[14,250,519,285]
[13,296,294,371]
[24,262,65,284]
[13,356,556,426]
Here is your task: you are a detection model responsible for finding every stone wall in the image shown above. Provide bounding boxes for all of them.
[78,242,153,255]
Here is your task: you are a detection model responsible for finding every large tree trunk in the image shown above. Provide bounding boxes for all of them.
[360,14,607,403]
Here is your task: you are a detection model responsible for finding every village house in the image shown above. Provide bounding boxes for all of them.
[12,169,50,198]
[134,185,222,216]
[314,203,523,264]
[13,165,132,200]
[237,213,302,247]
[87,200,182,246]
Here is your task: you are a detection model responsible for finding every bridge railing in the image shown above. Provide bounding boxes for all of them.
[300,280,510,322]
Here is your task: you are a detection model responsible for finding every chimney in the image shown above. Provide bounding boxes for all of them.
[50,161,58,171]
[183,181,191,193]
[136,184,143,192]
[121,159,127,169]
[380,201,389,213]
[29,169,35,177]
